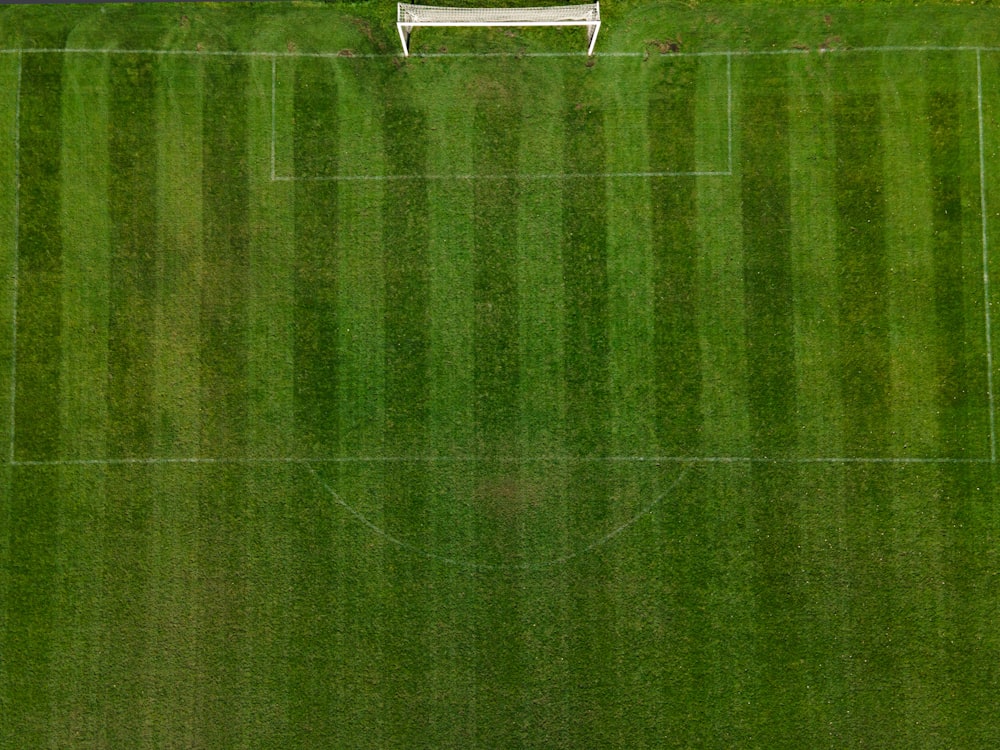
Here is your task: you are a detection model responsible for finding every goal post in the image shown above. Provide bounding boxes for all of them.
[397,2,601,56]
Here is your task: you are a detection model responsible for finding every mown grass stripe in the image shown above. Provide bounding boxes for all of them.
[292,58,339,456]
[154,54,204,458]
[649,57,701,454]
[381,94,434,746]
[100,464,155,745]
[59,53,110,461]
[246,58,294,458]
[14,52,63,462]
[787,55,843,457]
[560,68,615,748]
[473,78,520,458]
[879,53,938,458]
[935,462,1000,741]
[140,465,200,746]
[833,91,890,456]
[929,88,972,456]
[45,466,108,745]
[746,464,810,744]
[194,464,251,746]
[201,58,250,457]
[3,468,59,746]
[693,55,748,457]
[741,56,796,455]
[107,53,157,459]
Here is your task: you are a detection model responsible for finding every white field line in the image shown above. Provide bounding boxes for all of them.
[977,50,997,463]
[270,56,277,182]
[727,52,733,173]
[9,454,993,468]
[271,171,731,182]
[8,51,20,465]
[302,460,695,571]
[269,52,735,181]
[8,45,1000,59]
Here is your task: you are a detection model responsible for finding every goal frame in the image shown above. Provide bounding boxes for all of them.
[396,2,601,57]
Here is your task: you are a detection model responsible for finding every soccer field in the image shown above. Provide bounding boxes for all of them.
[1,2,999,747]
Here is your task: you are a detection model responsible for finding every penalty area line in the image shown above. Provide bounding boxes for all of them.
[8,51,21,466]
[977,50,997,463]
[9,454,993,468]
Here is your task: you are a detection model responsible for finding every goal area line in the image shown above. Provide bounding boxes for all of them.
[267,54,734,182]
[7,454,994,469]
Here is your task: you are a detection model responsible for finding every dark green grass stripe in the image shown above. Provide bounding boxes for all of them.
[284,466,341,745]
[14,52,63,461]
[201,58,250,457]
[195,464,250,746]
[381,98,433,746]
[383,102,431,455]
[649,58,701,453]
[936,463,1000,743]
[107,53,157,459]
[741,58,796,454]
[560,70,614,748]
[100,465,154,746]
[837,464,900,744]
[2,468,59,746]
[293,58,339,456]
[468,78,526,746]
[747,465,808,745]
[834,93,890,456]
[562,82,610,459]
[929,91,971,456]
[473,84,520,458]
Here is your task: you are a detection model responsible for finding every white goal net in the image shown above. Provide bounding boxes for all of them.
[397,2,601,56]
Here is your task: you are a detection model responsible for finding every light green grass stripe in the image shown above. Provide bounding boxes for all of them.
[4,467,59,746]
[192,464,253,746]
[603,58,654,456]
[983,51,1000,460]
[246,57,294,457]
[880,52,945,458]
[787,54,845,458]
[153,54,203,457]
[96,464,155,745]
[43,466,107,745]
[418,61,475,570]
[0,53,17,657]
[517,61,568,566]
[59,52,109,461]
[923,51,990,459]
[932,463,1000,741]
[790,465,854,740]
[696,55,747,456]
[0,53,16,462]
[140,465,201,747]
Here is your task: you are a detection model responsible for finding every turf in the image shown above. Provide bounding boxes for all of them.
[2,1,1000,747]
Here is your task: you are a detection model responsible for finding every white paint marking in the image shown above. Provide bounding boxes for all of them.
[3,44,1000,60]
[977,50,997,462]
[271,170,732,182]
[302,461,694,571]
[10,454,992,468]
[727,52,733,174]
[8,51,21,465]
[270,56,277,182]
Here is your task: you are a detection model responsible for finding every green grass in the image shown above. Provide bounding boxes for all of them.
[2,2,1000,747]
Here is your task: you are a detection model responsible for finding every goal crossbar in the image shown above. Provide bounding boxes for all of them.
[397,2,601,56]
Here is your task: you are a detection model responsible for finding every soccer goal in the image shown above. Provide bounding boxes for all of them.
[397,2,601,56]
